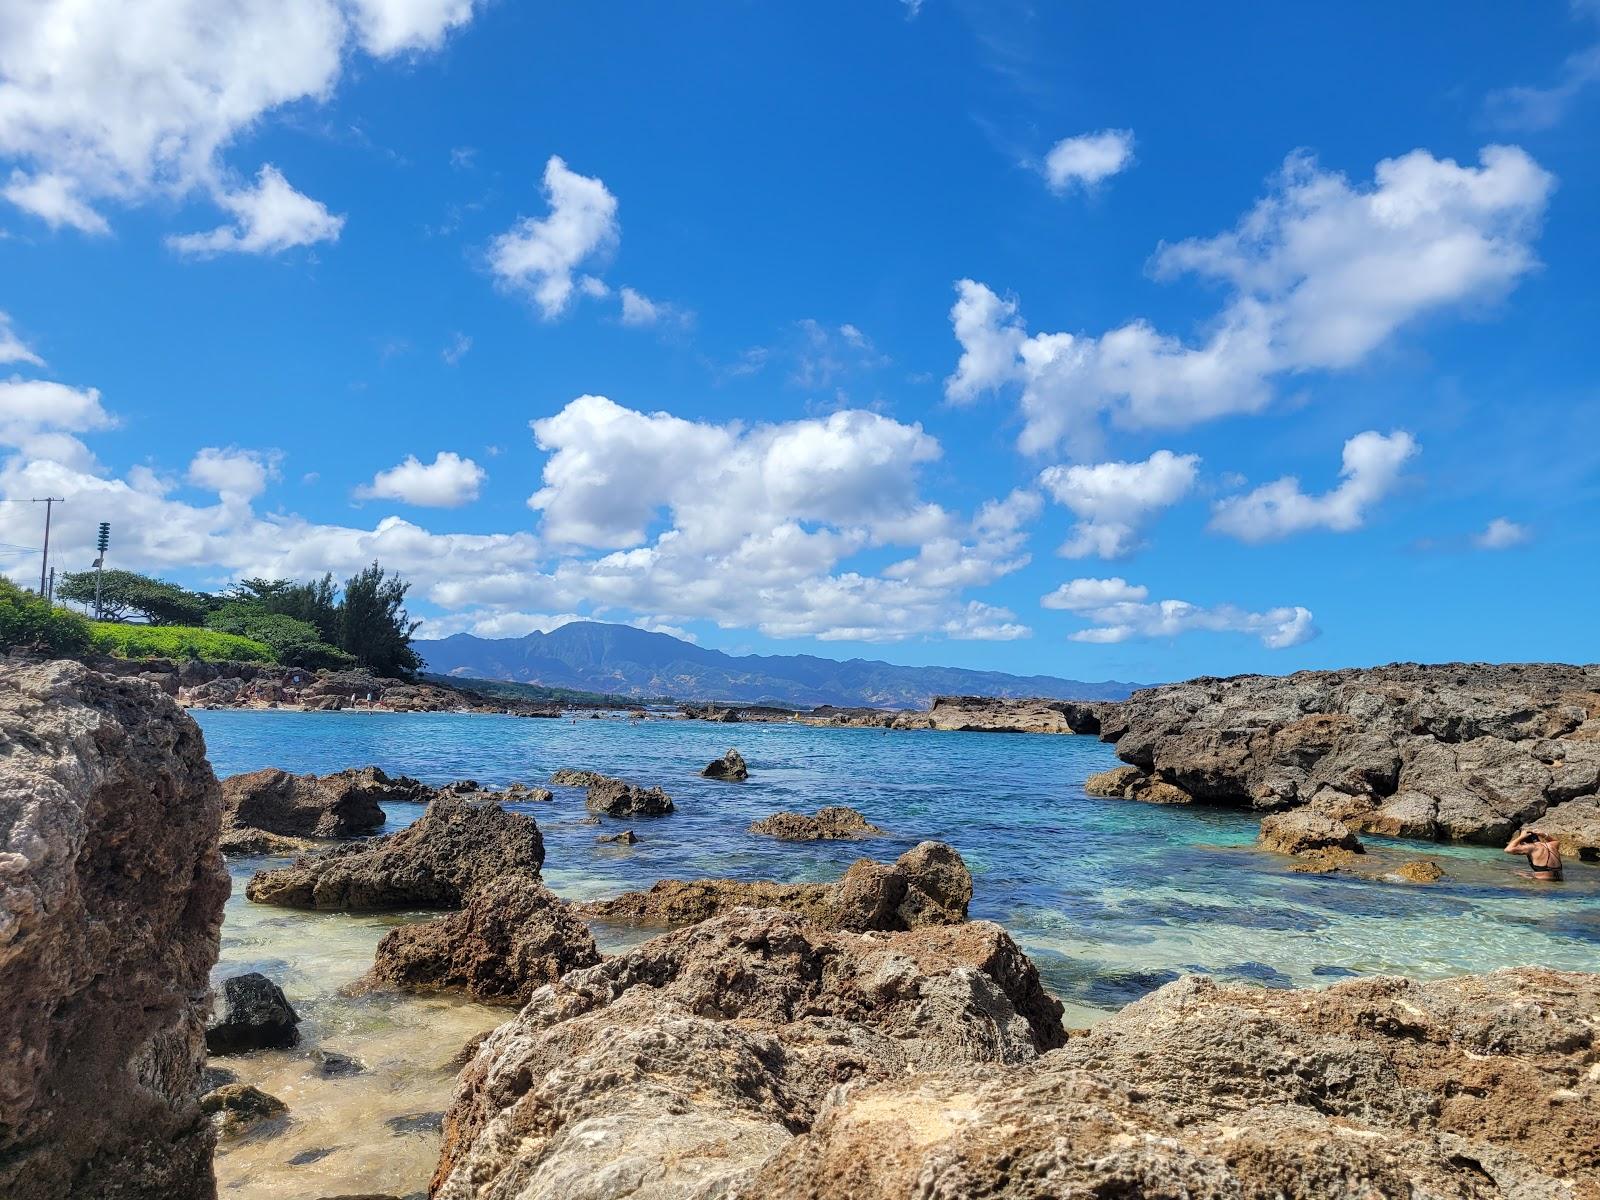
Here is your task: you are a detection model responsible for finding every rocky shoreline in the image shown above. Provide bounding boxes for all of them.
[6,658,1599,1199]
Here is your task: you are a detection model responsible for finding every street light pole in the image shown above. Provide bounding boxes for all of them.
[32,497,63,597]
[94,522,110,620]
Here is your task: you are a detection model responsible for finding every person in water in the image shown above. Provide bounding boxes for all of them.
[1505,829,1564,881]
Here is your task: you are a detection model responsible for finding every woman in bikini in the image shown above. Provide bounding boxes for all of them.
[1504,830,1564,882]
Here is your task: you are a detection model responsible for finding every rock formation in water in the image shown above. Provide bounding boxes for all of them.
[748,967,1600,1198]
[431,907,1065,1198]
[550,768,608,787]
[368,872,601,1006]
[575,841,971,932]
[1097,662,1600,844]
[0,661,229,1200]
[205,972,301,1054]
[1085,764,1194,804]
[200,1082,288,1139]
[747,805,886,840]
[1258,809,1364,856]
[701,747,749,780]
[244,794,544,910]
[220,764,421,841]
[585,775,675,817]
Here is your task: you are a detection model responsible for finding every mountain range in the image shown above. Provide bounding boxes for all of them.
[416,621,1142,709]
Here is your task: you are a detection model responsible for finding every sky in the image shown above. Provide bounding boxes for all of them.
[2,0,1597,683]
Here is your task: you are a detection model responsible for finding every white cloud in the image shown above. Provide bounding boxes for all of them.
[619,286,690,329]
[1474,516,1531,550]
[0,377,114,470]
[0,313,43,367]
[187,447,281,504]
[167,165,344,256]
[1038,449,1198,558]
[416,609,586,639]
[1044,577,1316,649]
[790,319,890,389]
[1484,39,1600,132]
[1041,129,1134,193]
[1209,430,1417,542]
[489,156,619,318]
[948,146,1553,452]
[0,0,472,242]
[355,451,486,508]
[442,332,472,364]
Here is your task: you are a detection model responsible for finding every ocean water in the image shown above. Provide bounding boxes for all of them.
[197,708,1600,1197]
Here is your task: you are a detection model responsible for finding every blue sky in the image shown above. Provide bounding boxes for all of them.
[2,0,1597,682]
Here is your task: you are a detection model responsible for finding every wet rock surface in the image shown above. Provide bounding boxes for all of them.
[221,764,421,841]
[751,967,1600,1199]
[368,872,600,1006]
[1258,809,1364,856]
[747,805,886,841]
[206,971,301,1054]
[1098,662,1600,843]
[575,841,972,932]
[1085,764,1194,804]
[0,661,229,1200]
[432,908,1065,1199]
[701,747,749,780]
[244,795,544,910]
[201,1082,288,1139]
[585,775,675,817]
[550,768,608,788]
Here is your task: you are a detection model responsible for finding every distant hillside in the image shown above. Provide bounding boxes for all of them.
[415,621,1142,709]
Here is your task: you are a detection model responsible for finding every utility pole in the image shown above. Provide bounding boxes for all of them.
[32,498,63,597]
[47,566,55,602]
[94,522,110,620]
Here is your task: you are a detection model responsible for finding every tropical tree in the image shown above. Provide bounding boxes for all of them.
[204,602,352,669]
[337,562,421,678]
[56,569,214,625]
[226,575,340,644]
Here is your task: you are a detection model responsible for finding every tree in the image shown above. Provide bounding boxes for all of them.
[227,574,339,644]
[337,562,421,678]
[57,569,214,625]
[205,602,353,669]
[0,578,92,656]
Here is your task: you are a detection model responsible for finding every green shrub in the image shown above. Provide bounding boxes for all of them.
[0,578,93,656]
[88,622,275,663]
[205,602,353,669]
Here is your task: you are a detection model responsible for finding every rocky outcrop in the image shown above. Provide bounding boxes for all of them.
[701,747,748,780]
[749,967,1600,1198]
[550,768,608,788]
[576,841,971,933]
[585,776,675,817]
[1258,809,1363,856]
[748,805,885,840]
[220,764,422,841]
[1097,662,1600,844]
[0,661,229,1200]
[1085,764,1194,804]
[431,908,1065,1198]
[244,795,544,910]
[368,872,600,1006]
[1526,797,1600,861]
[205,972,299,1054]
[216,826,314,857]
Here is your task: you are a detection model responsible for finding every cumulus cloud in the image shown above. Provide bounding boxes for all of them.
[355,451,486,508]
[0,314,43,367]
[1041,129,1135,193]
[0,377,114,469]
[1038,449,1198,558]
[947,146,1553,452]
[167,165,344,256]
[1474,516,1531,550]
[1043,576,1316,649]
[187,447,281,504]
[1209,430,1417,542]
[0,0,473,242]
[489,156,619,318]
[619,287,691,329]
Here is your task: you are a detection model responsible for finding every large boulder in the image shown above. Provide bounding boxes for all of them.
[1097,662,1600,843]
[220,764,423,841]
[431,908,1065,1198]
[1258,809,1363,856]
[244,795,544,910]
[585,776,675,818]
[0,661,229,1200]
[575,841,972,933]
[205,972,300,1054]
[746,968,1600,1198]
[748,805,885,840]
[701,748,748,780]
[368,872,601,1006]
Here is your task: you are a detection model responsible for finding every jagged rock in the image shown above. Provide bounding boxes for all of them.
[550,768,608,788]
[747,968,1600,1199]
[1085,766,1193,805]
[0,661,229,1200]
[1097,662,1600,843]
[504,783,555,803]
[919,695,1105,734]
[220,765,422,842]
[597,829,638,844]
[431,908,1065,1198]
[217,826,315,857]
[701,748,749,780]
[586,776,675,817]
[200,1082,287,1138]
[245,795,544,911]
[368,873,600,1006]
[1395,859,1446,883]
[748,806,885,841]
[206,972,300,1054]
[1525,797,1600,861]
[1258,809,1364,856]
[575,841,971,933]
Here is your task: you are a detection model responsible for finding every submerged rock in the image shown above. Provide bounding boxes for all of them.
[0,661,229,1200]
[309,1048,366,1078]
[368,872,601,1006]
[431,908,1065,1198]
[245,795,544,911]
[575,841,972,933]
[217,826,315,857]
[206,972,300,1054]
[585,776,675,818]
[747,805,885,841]
[596,829,638,844]
[746,967,1600,1199]
[1258,809,1364,856]
[701,747,749,780]
[1085,765,1193,804]
[504,783,554,803]
[1394,858,1447,883]
[550,768,608,788]
[200,1082,288,1139]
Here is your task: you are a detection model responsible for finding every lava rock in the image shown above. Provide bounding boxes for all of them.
[206,972,301,1054]
[1258,810,1364,856]
[747,806,885,841]
[596,830,639,845]
[700,748,749,781]
[585,777,675,818]
[200,1083,288,1139]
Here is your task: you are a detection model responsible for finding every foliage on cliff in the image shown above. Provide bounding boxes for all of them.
[0,578,92,655]
[88,621,275,663]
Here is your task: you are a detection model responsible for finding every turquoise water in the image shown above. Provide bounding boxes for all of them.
[197,708,1600,1016]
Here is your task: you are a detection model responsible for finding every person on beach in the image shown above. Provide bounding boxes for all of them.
[1505,829,1564,881]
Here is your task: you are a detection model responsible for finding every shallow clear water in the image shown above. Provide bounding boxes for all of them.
[197,708,1600,1197]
